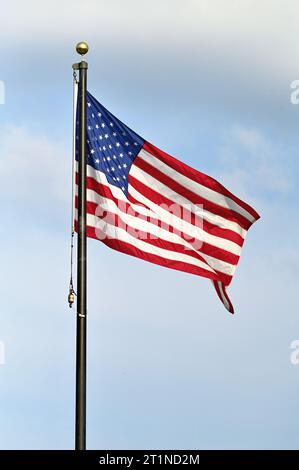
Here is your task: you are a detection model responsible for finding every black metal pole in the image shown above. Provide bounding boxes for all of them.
[75,56,88,450]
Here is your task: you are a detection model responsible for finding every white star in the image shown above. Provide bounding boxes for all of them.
[107,156,111,161]
[101,123,105,128]
[99,135,103,140]
[108,144,112,149]
[123,163,127,168]
[95,124,99,129]
[88,126,92,130]
[97,112,102,117]
[134,142,138,146]
[111,167,115,172]
[109,122,114,127]
[116,177,120,181]
[91,113,95,118]
[116,142,120,147]
[104,134,109,139]
[123,175,126,179]
[119,153,123,157]
[118,165,121,169]
[87,102,91,107]
[125,142,129,146]
[95,158,100,164]
[121,186,125,191]
[103,146,106,151]
[107,168,110,173]
[113,155,117,159]
[113,132,117,137]
[90,149,95,154]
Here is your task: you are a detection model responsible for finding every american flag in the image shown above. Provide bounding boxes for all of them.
[75,91,260,313]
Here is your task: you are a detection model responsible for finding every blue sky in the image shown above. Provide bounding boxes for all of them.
[0,0,299,449]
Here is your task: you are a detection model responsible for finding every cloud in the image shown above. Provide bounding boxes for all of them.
[0,125,70,221]
[217,125,294,200]
[1,1,297,44]
[2,0,299,83]
[1,1,299,450]
[1,0,298,141]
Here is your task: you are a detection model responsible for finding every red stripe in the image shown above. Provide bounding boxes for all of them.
[143,141,260,222]
[129,169,245,247]
[213,280,234,314]
[222,284,234,313]
[76,176,241,266]
[75,173,157,214]
[134,154,251,231]
[128,174,244,252]
[86,176,153,220]
[74,220,223,283]
[79,171,245,247]
[80,170,244,248]
[75,197,233,285]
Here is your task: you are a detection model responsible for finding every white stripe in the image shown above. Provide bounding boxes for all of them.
[128,181,242,257]
[77,162,241,257]
[217,281,230,311]
[78,163,242,256]
[139,148,256,223]
[77,162,159,220]
[131,162,247,238]
[85,188,236,276]
[75,209,217,275]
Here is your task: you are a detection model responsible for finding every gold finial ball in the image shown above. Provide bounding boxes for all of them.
[76,42,89,56]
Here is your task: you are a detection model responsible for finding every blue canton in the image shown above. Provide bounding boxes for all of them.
[76,91,144,196]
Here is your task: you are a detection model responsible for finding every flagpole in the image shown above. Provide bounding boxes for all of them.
[74,41,88,450]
